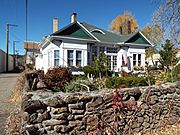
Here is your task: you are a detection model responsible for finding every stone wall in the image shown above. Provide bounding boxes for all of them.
[21,83,180,135]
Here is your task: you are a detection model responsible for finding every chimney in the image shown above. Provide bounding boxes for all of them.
[71,13,77,23]
[53,18,58,32]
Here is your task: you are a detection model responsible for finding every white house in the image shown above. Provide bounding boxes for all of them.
[36,13,153,74]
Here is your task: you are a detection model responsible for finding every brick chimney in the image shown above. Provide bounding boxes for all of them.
[71,13,77,23]
[53,18,58,32]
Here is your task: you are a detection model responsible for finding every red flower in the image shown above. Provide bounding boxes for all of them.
[112,100,116,104]
[115,88,120,93]
[118,97,124,102]
[113,105,117,110]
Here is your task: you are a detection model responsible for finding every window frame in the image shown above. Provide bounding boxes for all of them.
[67,50,74,66]
[76,50,82,67]
[54,50,60,67]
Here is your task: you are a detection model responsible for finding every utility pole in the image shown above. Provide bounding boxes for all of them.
[13,41,19,69]
[5,23,18,72]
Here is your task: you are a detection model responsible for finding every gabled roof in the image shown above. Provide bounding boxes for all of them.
[50,21,153,46]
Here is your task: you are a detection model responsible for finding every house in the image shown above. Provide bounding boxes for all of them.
[147,47,180,67]
[36,13,153,74]
[24,41,40,64]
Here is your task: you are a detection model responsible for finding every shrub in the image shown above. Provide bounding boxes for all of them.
[26,63,34,70]
[172,64,180,81]
[105,77,126,89]
[82,66,95,75]
[65,79,97,92]
[105,76,148,88]
[40,67,73,92]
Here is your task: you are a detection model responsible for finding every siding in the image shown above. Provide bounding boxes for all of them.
[0,49,14,72]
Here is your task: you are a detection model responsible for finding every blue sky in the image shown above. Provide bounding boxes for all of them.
[0,0,158,55]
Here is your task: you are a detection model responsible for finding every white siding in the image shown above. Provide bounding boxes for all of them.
[36,39,88,73]
[0,49,14,72]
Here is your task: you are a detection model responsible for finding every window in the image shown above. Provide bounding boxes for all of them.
[76,51,82,67]
[67,50,74,66]
[54,50,60,66]
[92,46,97,61]
[113,56,117,70]
[48,51,51,67]
[107,56,111,70]
[133,54,136,66]
[138,54,141,66]
[107,47,118,53]
[99,47,105,53]
[122,55,125,66]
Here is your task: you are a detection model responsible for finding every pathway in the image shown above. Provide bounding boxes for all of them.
[0,73,19,135]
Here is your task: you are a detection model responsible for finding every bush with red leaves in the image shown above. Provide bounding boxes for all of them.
[40,67,73,92]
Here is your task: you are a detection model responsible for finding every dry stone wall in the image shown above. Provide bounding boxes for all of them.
[21,83,180,135]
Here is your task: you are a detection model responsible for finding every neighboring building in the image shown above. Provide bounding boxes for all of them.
[36,13,153,73]
[24,41,40,64]
[147,47,180,67]
[0,49,14,72]
[146,54,161,66]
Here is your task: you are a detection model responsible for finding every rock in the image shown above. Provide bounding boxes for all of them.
[71,109,84,115]
[126,88,142,100]
[148,95,158,105]
[126,97,137,106]
[28,113,38,124]
[138,117,144,123]
[37,111,51,123]
[142,122,150,128]
[167,116,178,125]
[79,95,93,102]
[51,113,69,120]
[43,119,67,126]
[176,88,180,94]
[74,115,84,120]
[67,114,74,120]
[43,96,65,107]
[144,115,150,122]
[22,100,46,114]
[64,96,79,104]
[103,94,113,103]
[26,125,39,135]
[86,115,99,125]
[51,107,68,114]
[37,80,46,89]
[68,102,84,110]
[55,125,69,133]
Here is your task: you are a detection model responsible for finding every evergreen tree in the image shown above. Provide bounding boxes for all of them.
[94,52,109,78]
[159,39,178,72]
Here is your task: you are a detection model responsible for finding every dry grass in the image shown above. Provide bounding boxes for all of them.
[10,72,26,103]
[146,123,180,135]
[5,72,26,135]
[5,109,22,135]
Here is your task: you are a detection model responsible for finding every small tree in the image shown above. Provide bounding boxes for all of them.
[93,52,109,78]
[159,39,178,73]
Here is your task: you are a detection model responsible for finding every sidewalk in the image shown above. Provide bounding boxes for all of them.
[0,73,19,135]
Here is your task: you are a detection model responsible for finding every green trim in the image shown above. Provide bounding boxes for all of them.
[125,33,151,45]
[52,23,94,40]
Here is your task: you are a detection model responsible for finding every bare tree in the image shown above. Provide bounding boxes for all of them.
[152,0,180,45]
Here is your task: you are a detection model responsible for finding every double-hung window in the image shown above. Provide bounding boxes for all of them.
[67,50,74,66]
[138,54,141,66]
[112,56,117,70]
[133,54,137,66]
[107,47,118,53]
[54,50,60,66]
[76,51,82,67]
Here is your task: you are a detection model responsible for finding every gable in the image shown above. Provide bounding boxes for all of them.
[52,23,94,40]
[125,33,151,45]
